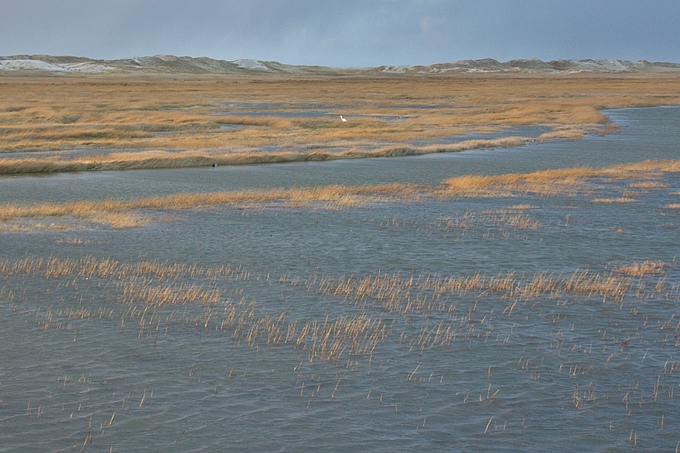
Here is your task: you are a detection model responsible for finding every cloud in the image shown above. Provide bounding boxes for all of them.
[419,16,449,36]
[1,0,679,66]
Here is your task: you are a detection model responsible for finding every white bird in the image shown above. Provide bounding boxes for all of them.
[340,115,347,122]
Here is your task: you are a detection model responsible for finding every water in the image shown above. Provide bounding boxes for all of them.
[1,107,677,204]
[1,107,679,452]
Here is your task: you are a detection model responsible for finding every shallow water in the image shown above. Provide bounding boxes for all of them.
[1,107,679,452]
[0,107,677,204]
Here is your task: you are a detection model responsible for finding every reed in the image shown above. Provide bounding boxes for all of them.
[628,181,669,189]
[1,254,397,362]
[8,253,669,313]
[4,245,680,439]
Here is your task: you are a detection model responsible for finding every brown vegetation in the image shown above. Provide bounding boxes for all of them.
[2,253,675,364]
[1,73,679,174]
[610,260,675,277]
[1,159,678,228]
[440,159,680,197]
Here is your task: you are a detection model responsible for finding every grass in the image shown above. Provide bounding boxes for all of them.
[3,176,678,445]
[440,160,680,197]
[0,136,551,175]
[4,250,677,374]
[4,252,675,355]
[437,210,542,231]
[1,73,679,174]
[0,183,424,227]
[1,159,679,228]
[611,260,675,277]
[2,81,679,447]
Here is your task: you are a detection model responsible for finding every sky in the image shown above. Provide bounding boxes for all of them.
[2,0,679,67]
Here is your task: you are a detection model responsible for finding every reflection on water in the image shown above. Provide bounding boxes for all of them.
[1,107,679,452]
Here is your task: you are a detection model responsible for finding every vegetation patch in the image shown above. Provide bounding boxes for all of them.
[1,73,678,173]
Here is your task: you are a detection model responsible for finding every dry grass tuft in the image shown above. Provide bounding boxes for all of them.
[441,167,598,197]
[441,160,680,198]
[611,260,675,277]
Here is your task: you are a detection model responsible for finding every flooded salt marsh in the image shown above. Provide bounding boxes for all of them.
[1,107,679,452]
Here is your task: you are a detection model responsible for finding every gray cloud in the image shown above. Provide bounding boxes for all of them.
[1,0,678,66]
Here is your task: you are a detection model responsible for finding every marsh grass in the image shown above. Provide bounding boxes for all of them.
[0,183,425,227]
[440,160,680,198]
[4,253,676,365]
[1,159,678,228]
[611,260,675,277]
[437,209,541,232]
[1,73,679,174]
[0,136,578,175]
[2,254,394,363]
[3,242,680,449]
[0,220,76,232]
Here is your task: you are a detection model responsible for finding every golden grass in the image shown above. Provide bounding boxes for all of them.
[0,183,423,227]
[4,253,674,364]
[441,167,600,195]
[1,254,393,363]
[1,159,678,228]
[1,72,679,174]
[440,159,680,197]
[0,221,74,232]
[0,136,581,175]
[611,260,675,277]
[0,137,540,174]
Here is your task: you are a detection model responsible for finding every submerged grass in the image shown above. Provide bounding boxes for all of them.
[2,148,679,446]
[3,253,676,363]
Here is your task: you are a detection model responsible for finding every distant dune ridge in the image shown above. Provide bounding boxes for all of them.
[1,54,679,75]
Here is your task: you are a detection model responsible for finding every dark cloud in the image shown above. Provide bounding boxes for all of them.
[1,0,678,66]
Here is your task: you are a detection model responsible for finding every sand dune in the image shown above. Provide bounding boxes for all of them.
[1,54,679,75]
